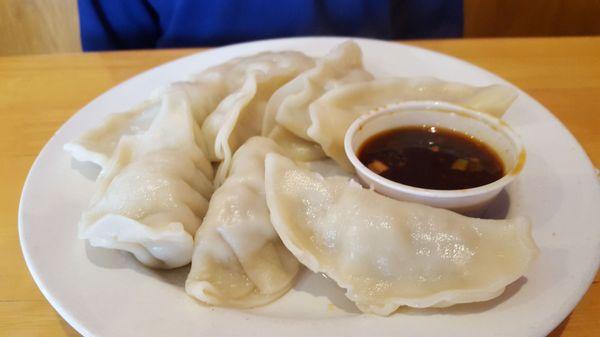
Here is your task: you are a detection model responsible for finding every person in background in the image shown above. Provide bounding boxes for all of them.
[78,0,462,51]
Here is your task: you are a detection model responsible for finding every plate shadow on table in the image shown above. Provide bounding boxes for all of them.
[85,242,190,289]
[56,310,83,337]
[546,315,571,337]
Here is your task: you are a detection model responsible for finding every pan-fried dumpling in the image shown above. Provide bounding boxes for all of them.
[186,137,299,307]
[79,93,213,269]
[202,51,314,186]
[307,77,518,170]
[265,154,538,316]
[262,40,373,139]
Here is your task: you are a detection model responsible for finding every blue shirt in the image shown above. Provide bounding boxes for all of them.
[78,0,462,51]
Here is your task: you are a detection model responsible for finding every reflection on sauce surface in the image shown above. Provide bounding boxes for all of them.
[358,126,504,190]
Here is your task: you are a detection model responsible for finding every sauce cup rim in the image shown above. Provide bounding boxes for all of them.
[344,100,526,200]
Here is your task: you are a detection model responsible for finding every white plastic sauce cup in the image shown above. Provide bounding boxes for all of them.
[344,101,526,214]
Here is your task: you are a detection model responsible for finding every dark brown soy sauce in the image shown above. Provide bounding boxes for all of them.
[357,126,504,190]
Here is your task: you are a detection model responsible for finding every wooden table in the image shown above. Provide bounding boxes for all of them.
[1,37,598,336]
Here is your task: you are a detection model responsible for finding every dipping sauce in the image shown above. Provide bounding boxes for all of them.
[357,126,504,190]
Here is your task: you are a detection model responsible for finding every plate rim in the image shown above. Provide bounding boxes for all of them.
[18,36,600,337]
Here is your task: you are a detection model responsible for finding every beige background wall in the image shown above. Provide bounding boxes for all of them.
[0,0,80,56]
[0,0,599,56]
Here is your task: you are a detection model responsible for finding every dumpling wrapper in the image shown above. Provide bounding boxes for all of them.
[264,154,538,316]
[79,93,213,269]
[64,79,226,171]
[201,51,314,186]
[262,40,373,139]
[267,125,326,162]
[64,50,312,172]
[307,77,518,170]
[63,99,160,169]
[186,137,299,308]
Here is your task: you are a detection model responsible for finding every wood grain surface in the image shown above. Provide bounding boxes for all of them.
[0,37,598,336]
[464,0,600,37]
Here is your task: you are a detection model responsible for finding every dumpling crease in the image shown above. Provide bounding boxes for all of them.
[79,92,213,269]
[264,154,538,316]
[186,137,299,307]
[307,77,518,170]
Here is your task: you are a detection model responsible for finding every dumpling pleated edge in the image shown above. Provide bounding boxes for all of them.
[264,153,539,316]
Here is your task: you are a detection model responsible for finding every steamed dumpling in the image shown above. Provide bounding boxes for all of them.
[202,51,314,186]
[267,125,326,162]
[186,137,299,307]
[64,50,313,171]
[307,77,518,170]
[151,80,229,125]
[264,154,538,316]
[63,99,162,169]
[64,78,227,171]
[189,50,312,91]
[79,93,213,269]
[262,40,373,139]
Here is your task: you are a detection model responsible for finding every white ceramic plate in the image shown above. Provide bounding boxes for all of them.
[19,37,600,337]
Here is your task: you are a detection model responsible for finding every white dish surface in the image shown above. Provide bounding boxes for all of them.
[19,37,600,337]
